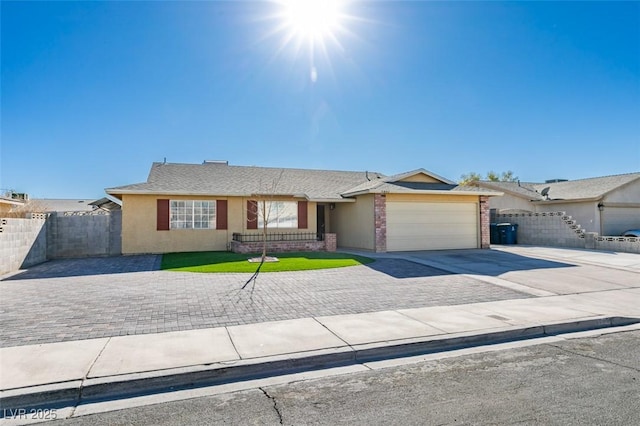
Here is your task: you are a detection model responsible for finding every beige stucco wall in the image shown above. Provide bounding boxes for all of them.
[535,202,599,233]
[121,194,316,254]
[604,180,640,203]
[331,195,375,250]
[601,207,639,235]
[398,174,441,183]
[602,180,640,235]
[488,193,535,212]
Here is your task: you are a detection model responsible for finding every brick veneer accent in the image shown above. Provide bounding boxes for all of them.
[230,233,337,254]
[479,196,490,249]
[374,194,387,253]
[325,233,337,252]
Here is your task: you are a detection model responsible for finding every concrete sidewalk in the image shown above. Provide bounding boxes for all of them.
[2,245,639,413]
[2,286,639,411]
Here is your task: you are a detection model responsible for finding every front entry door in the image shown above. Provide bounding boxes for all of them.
[316,205,326,240]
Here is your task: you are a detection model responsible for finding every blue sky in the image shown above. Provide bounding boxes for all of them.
[2,1,639,198]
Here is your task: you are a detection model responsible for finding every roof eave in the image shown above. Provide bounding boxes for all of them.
[106,189,356,202]
[531,196,601,204]
[342,189,503,197]
[310,198,356,203]
[106,189,254,197]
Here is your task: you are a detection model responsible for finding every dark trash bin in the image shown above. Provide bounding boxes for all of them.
[490,223,499,244]
[496,223,518,244]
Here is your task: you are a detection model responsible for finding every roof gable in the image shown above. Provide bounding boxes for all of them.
[386,169,455,185]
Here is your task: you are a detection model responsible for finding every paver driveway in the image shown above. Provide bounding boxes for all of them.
[0,256,529,347]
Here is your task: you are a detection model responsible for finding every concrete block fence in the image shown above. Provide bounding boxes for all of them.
[494,211,640,254]
[0,217,47,274]
[0,211,122,275]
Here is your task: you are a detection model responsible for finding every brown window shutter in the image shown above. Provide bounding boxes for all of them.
[298,201,308,229]
[247,200,258,230]
[157,199,170,231]
[216,200,228,230]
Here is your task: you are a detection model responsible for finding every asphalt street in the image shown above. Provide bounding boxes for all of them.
[47,329,640,426]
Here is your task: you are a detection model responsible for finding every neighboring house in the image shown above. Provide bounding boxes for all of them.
[0,196,25,215]
[30,199,98,213]
[473,173,640,236]
[89,196,122,211]
[106,161,501,254]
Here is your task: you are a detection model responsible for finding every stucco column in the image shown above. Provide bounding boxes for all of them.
[374,194,387,252]
[479,196,490,249]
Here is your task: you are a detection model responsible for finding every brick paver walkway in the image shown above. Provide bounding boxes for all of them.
[0,256,530,347]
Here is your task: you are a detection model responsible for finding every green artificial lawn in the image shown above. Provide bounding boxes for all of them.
[160,251,374,273]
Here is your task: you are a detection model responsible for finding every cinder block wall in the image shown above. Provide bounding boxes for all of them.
[108,211,122,256]
[495,212,585,248]
[494,211,640,253]
[1,211,123,274]
[0,218,47,274]
[595,235,640,254]
[46,212,121,259]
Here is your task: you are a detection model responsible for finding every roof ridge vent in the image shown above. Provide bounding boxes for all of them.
[203,160,228,165]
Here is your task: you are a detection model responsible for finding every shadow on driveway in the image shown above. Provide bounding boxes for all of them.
[365,258,455,279]
[2,255,161,281]
[396,248,577,276]
[3,249,577,281]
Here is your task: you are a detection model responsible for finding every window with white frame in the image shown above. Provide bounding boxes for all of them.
[170,200,216,229]
[257,201,297,228]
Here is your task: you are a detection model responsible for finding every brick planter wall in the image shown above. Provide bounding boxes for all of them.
[374,194,387,252]
[230,233,337,254]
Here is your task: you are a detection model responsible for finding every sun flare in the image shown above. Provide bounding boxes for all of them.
[280,0,344,42]
[265,0,360,83]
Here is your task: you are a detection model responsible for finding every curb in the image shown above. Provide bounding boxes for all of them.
[1,316,638,413]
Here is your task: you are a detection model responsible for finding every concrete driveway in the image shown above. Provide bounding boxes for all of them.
[1,246,638,349]
[396,245,640,295]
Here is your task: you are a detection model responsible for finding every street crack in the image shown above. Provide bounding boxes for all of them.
[547,343,640,373]
[260,387,283,425]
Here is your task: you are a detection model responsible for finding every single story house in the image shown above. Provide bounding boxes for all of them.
[472,173,640,236]
[106,161,501,254]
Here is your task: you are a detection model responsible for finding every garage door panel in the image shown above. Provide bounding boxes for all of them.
[387,236,476,251]
[389,223,475,235]
[387,201,478,251]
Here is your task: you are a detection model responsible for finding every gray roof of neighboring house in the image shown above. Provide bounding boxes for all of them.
[107,162,384,201]
[89,196,122,211]
[475,172,640,201]
[472,181,544,200]
[0,196,25,206]
[31,199,98,212]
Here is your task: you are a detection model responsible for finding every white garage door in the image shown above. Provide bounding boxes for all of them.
[387,202,478,251]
